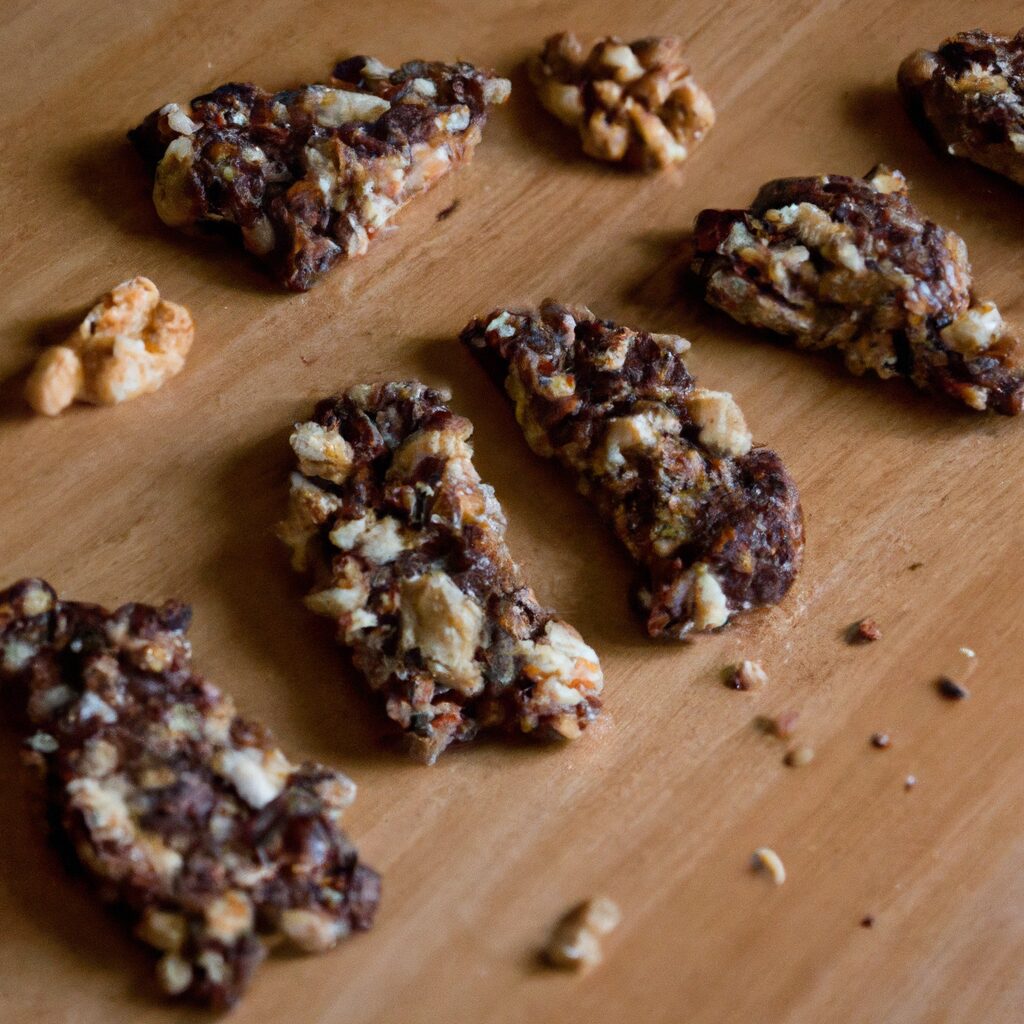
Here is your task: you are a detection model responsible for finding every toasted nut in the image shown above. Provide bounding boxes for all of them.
[752,847,786,885]
[544,896,621,971]
[726,659,768,691]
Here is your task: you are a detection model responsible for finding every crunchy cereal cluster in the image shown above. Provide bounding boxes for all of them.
[528,32,714,169]
[692,166,1024,414]
[279,381,603,763]
[0,579,379,1008]
[25,277,193,416]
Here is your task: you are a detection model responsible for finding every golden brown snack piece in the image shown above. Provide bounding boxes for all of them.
[692,167,1024,414]
[528,33,714,169]
[899,29,1024,186]
[279,381,603,763]
[0,579,379,1009]
[25,277,193,416]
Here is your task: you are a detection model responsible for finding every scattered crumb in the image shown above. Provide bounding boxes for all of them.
[908,562,923,571]
[784,745,815,767]
[904,774,917,791]
[299,353,319,367]
[543,897,621,972]
[870,732,891,749]
[770,711,800,739]
[860,915,875,928]
[848,617,882,643]
[936,676,970,701]
[959,647,976,659]
[436,199,460,221]
[751,847,786,885]
[725,659,768,691]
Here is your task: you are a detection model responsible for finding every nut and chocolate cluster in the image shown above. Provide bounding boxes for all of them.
[0,579,379,1008]
[460,302,804,638]
[278,381,603,763]
[692,166,1024,414]
[899,29,1024,186]
[528,33,714,169]
[25,277,193,416]
[129,58,510,290]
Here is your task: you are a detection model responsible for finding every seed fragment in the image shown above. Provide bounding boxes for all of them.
[870,732,891,749]
[725,659,768,691]
[848,617,882,643]
[936,676,970,701]
[784,745,815,767]
[751,847,786,885]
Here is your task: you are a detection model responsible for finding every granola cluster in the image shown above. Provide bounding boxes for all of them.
[279,381,603,763]
[24,277,193,416]
[129,58,510,290]
[460,302,803,638]
[899,29,1024,186]
[0,579,379,1008]
[528,33,714,169]
[692,166,1024,414]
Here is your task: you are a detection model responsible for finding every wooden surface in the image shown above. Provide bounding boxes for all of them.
[2,1,1023,1021]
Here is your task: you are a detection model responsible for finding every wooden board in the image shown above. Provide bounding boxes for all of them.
[2,1,1023,1020]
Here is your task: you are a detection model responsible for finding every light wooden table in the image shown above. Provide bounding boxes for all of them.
[2,2,1023,1021]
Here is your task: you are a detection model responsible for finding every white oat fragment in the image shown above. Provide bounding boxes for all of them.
[752,847,786,885]
[544,896,621,972]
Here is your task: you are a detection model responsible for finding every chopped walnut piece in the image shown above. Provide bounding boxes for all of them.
[528,32,714,169]
[543,897,621,971]
[25,277,193,416]
[0,579,379,1008]
[848,617,882,643]
[726,659,768,691]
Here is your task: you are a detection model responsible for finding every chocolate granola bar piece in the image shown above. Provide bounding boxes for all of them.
[692,166,1024,414]
[899,29,1024,187]
[528,33,714,169]
[129,57,510,290]
[460,303,803,639]
[278,381,603,763]
[0,579,379,1008]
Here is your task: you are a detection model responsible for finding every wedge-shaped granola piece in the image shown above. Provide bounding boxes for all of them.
[692,166,1024,414]
[528,32,714,169]
[129,57,510,290]
[279,382,603,763]
[460,303,803,639]
[899,29,1024,186]
[0,579,379,1008]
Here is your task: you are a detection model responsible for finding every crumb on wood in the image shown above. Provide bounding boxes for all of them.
[756,710,799,739]
[870,732,891,749]
[936,676,970,701]
[847,617,882,643]
[751,847,785,885]
[904,774,917,791]
[436,199,460,220]
[908,562,923,571]
[784,745,814,767]
[543,897,621,972]
[860,915,875,928]
[725,659,768,691]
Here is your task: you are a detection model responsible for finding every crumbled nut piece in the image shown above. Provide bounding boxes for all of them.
[870,732,891,749]
[784,745,814,767]
[899,30,1024,186]
[849,617,882,643]
[25,277,193,416]
[543,897,621,972]
[904,774,918,790]
[461,302,803,638]
[726,659,768,691]
[0,579,379,1009]
[529,33,714,169]
[751,848,786,885]
[937,676,970,700]
[129,59,510,290]
[692,168,1024,414]
[279,382,603,763]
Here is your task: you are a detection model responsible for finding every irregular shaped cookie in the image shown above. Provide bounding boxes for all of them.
[25,277,193,416]
[460,303,803,638]
[528,33,714,169]
[692,166,1024,414]
[0,579,379,1008]
[129,58,510,290]
[279,382,603,763]
[899,29,1024,186]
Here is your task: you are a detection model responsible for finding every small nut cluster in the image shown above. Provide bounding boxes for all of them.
[529,33,715,169]
[25,277,193,416]
[543,896,621,972]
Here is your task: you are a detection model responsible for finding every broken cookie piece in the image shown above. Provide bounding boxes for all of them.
[899,29,1024,187]
[129,57,509,290]
[279,381,603,763]
[528,32,714,169]
[692,166,1024,413]
[0,578,379,1008]
[25,277,193,416]
[460,302,803,639]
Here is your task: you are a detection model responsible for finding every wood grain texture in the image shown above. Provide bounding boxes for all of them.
[1,1,1023,1021]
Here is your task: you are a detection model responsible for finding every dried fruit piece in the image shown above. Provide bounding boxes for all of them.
[129,58,510,290]
[899,30,1024,186]
[528,32,714,169]
[0,579,379,1008]
[461,301,803,638]
[692,166,1024,414]
[25,277,193,415]
[543,897,621,971]
[279,382,603,763]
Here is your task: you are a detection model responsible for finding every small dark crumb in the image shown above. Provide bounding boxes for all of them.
[436,199,460,221]
[299,353,319,366]
[784,745,815,767]
[908,562,924,571]
[870,732,891,749]
[860,915,875,928]
[756,711,800,739]
[936,676,970,701]
[848,617,882,643]
[904,774,917,791]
